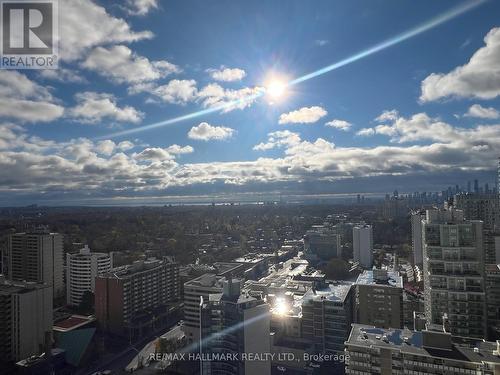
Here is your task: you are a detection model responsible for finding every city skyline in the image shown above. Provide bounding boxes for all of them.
[1,0,500,206]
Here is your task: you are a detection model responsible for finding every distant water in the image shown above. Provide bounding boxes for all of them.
[7,192,387,207]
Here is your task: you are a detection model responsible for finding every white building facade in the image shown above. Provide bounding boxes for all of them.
[353,224,373,268]
[66,245,112,306]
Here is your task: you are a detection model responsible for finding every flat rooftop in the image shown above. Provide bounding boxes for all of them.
[302,281,353,303]
[53,315,96,332]
[234,254,269,263]
[347,324,500,364]
[0,279,50,295]
[99,258,170,279]
[184,273,225,288]
[356,269,403,288]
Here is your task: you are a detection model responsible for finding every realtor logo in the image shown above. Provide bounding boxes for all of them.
[1,0,58,69]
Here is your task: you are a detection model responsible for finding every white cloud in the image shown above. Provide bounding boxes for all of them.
[356,128,375,137]
[132,80,261,112]
[325,119,352,131]
[69,92,143,124]
[0,70,52,100]
[375,110,399,123]
[0,113,499,197]
[188,122,235,141]
[117,141,135,151]
[166,144,194,154]
[208,67,246,82]
[133,145,192,162]
[39,68,86,83]
[279,106,327,125]
[126,0,158,15]
[197,83,262,112]
[253,130,301,151]
[421,27,500,101]
[82,45,180,84]
[134,148,174,161]
[149,79,198,105]
[362,110,500,147]
[96,140,116,156]
[0,71,64,123]
[59,0,153,61]
[465,104,499,119]
[0,100,64,123]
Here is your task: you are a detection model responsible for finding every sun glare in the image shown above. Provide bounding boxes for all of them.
[274,297,289,316]
[266,80,286,99]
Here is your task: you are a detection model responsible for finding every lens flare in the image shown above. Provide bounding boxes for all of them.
[289,0,486,86]
[266,80,286,99]
[99,0,486,140]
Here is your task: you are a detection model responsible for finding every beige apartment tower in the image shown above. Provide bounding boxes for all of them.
[7,229,64,301]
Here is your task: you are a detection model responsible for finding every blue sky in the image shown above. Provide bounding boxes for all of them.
[1,0,500,204]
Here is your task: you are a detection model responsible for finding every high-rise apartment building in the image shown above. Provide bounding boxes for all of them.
[183,273,225,345]
[95,257,180,338]
[66,245,113,307]
[411,210,426,266]
[422,207,487,338]
[200,279,271,375]
[301,281,353,354]
[354,269,403,329]
[304,225,342,262]
[454,189,500,340]
[353,224,373,268]
[454,192,499,231]
[7,229,64,300]
[345,324,500,375]
[0,278,53,363]
[486,264,500,340]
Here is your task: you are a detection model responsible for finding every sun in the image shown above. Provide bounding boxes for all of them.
[266,80,286,99]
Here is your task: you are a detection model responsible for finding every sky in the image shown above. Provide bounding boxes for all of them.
[1,0,500,205]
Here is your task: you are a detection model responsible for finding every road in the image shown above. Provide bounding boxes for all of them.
[82,323,181,375]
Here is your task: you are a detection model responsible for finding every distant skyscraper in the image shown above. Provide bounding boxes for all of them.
[7,229,64,301]
[353,224,373,268]
[474,179,479,193]
[66,245,113,307]
[467,180,472,193]
[422,207,486,338]
[0,278,53,362]
[200,279,271,375]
